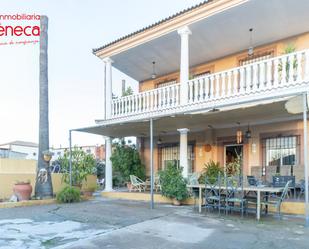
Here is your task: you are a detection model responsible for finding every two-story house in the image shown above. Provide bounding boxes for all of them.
[77,0,309,193]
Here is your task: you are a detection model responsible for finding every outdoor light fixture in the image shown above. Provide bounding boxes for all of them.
[236,122,242,144]
[151,61,157,79]
[248,28,254,56]
[245,123,252,139]
[251,143,257,154]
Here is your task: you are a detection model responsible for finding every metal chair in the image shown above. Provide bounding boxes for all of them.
[225,175,247,217]
[129,175,146,192]
[205,174,223,214]
[298,179,305,199]
[261,180,292,218]
[272,176,295,199]
[188,172,200,207]
[247,175,258,186]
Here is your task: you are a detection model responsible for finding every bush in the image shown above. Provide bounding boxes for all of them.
[199,160,223,184]
[56,186,81,203]
[110,140,145,185]
[159,163,188,201]
[58,147,96,187]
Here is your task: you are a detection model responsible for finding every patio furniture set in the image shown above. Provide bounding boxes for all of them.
[129,175,161,192]
[187,175,293,221]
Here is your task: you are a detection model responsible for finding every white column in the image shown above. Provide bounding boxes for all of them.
[178,26,191,105]
[103,57,113,119]
[178,128,190,178]
[104,136,113,191]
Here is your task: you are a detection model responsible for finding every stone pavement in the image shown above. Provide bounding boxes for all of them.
[0,197,308,249]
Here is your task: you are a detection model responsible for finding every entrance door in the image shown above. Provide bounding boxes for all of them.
[224,144,243,175]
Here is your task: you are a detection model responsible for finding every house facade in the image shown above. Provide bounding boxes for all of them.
[51,144,106,162]
[0,141,38,160]
[79,0,309,191]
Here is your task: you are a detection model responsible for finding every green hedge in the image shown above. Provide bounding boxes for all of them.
[56,186,81,203]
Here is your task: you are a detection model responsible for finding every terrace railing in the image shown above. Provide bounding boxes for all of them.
[111,49,309,119]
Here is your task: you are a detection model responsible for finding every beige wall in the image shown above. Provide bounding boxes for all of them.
[0,159,37,174]
[139,32,309,92]
[0,159,97,199]
[141,120,306,181]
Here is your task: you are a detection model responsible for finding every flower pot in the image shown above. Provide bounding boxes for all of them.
[13,183,32,201]
[82,191,93,197]
[43,154,52,162]
[127,182,132,192]
[172,198,181,206]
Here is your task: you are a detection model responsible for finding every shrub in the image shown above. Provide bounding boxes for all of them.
[110,140,145,185]
[58,147,96,187]
[159,163,188,201]
[199,160,223,184]
[56,186,81,203]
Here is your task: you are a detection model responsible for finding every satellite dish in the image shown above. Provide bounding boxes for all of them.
[285,94,309,114]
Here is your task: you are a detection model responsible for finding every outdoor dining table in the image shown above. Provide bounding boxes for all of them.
[187,184,284,220]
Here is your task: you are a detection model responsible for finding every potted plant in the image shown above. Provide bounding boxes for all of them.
[58,147,97,189]
[13,180,32,201]
[159,163,188,205]
[42,150,54,163]
[82,186,96,197]
[225,154,241,177]
[278,44,297,81]
[199,160,223,184]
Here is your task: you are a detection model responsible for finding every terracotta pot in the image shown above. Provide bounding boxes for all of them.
[43,154,52,162]
[13,183,32,201]
[82,191,93,197]
[127,182,132,192]
[172,199,181,206]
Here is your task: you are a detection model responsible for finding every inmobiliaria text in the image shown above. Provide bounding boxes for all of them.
[0,14,40,37]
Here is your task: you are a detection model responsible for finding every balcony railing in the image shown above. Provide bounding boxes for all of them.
[111,49,309,119]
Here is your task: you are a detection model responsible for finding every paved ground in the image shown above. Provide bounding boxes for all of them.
[0,196,308,249]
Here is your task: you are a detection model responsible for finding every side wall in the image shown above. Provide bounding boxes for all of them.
[0,159,97,199]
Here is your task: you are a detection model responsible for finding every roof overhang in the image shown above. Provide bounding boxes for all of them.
[95,0,309,82]
[75,96,302,138]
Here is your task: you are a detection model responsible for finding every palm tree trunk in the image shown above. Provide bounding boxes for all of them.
[35,15,53,198]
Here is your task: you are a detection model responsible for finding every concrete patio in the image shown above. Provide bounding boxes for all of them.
[0,195,308,249]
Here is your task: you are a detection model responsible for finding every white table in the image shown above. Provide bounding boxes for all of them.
[187,184,284,220]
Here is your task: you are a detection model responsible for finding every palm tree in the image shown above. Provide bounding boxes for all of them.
[35,15,53,198]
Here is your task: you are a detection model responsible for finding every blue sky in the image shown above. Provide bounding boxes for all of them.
[0,0,202,147]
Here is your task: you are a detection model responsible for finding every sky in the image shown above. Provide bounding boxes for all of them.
[0,0,202,148]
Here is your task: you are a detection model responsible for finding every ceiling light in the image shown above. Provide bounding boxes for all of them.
[248,28,254,57]
[151,61,156,79]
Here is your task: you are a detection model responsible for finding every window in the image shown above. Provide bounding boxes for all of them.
[239,51,274,66]
[158,142,195,173]
[156,79,177,88]
[262,136,300,168]
[192,70,211,79]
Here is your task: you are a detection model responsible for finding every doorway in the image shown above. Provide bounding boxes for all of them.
[224,144,243,175]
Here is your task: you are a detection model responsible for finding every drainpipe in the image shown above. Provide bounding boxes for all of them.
[303,93,309,227]
[150,118,154,209]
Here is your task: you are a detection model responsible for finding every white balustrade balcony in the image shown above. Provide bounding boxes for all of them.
[110,50,309,120]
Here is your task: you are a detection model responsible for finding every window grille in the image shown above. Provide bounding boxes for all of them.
[262,135,300,175]
[158,142,195,173]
